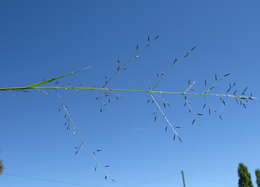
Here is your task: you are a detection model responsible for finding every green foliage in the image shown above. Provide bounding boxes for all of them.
[238,163,254,187]
[255,169,260,187]
[0,160,3,175]
[25,66,90,88]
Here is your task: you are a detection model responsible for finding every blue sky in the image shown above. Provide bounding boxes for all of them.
[0,0,259,186]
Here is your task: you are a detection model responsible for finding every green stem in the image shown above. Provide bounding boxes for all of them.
[0,86,255,100]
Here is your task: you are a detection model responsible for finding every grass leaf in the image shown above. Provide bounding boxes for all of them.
[25,66,90,88]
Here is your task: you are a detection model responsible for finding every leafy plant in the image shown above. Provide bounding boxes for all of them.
[256,169,260,187]
[0,160,3,175]
[238,163,254,187]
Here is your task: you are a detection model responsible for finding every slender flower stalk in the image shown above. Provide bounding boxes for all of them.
[0,85,255,100]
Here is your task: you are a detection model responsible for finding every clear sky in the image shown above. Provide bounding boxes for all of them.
[0,0,259,187]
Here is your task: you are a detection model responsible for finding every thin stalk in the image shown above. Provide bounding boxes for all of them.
[0,86,255,100]
[150,94,180,138]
